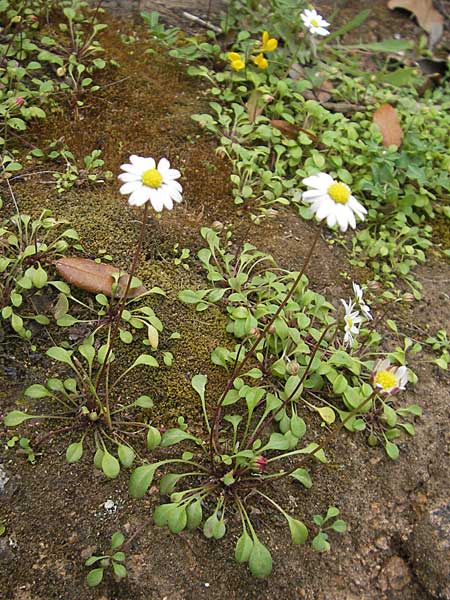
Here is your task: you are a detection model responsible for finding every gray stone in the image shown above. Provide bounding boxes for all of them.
[407,499,450,599]
[0,463,9,494]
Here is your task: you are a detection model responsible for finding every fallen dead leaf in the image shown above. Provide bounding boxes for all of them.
[55,257,146,298]
[373,103,403,147]
[387,0,444,46]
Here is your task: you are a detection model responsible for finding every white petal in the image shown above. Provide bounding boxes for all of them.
[118,172,141,183]
[348,195,367,216]
[326,212,337,228]
[120,163,143,175]
[165,168,181,181]
[335,205,349,232]
[344,205,357,230]
[120,181,141,195]
[303,173,333,190]
[148,188,164,212]
[157,158,171,173]
[129,187,151,206]
[313,27,330,36]
[302,189,326,203]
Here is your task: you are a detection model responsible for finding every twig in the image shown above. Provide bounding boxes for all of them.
[181,11,222,34]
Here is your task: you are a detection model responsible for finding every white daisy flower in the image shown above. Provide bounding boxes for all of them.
[341,299,362,347]
[301,8,330,36]
[302,172,367,232]
[352,282,372,320]
[118,155,182,211]
[372,359,408,396]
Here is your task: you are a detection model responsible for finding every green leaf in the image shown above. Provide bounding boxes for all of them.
[299,442,327,463]
[317,406,335,424]
[153,503,176,527]
[25,384,49,399]
[290,468,312,489]
[326,8,370,41]
[66,441,83,463]
[331,519,347,533]
[325,506,340,521]
[134,395,154,408]
[288,517,308,545]
[249,539,273,578]
[385,441,399,460]
[46,346,74,366]
[311,532,330,553]
[235,530,254,563]
[353,39,413,53]
[167,505,187,533]
[112,551,125,562]
[186,499,203,530]
[118,444,135,468]
[101,451,120,479]
[146,426,161,450]
[160,429,196,447]
[159,473,183,495]
[93,448,104,470]
[84,555,102,567]
[86,568,104,587]
[131,354,159,368]
[191,373,207,401]
[4,411,35,426]
[290,414,306,438]
[112,562,127,578]
[111,531,125,550]
[129,464,157,498]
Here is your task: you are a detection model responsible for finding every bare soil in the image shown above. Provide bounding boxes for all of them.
[1,2,449,600]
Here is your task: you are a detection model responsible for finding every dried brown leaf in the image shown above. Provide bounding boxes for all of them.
[270,120,319,142]
[55,257,146,298]
[387,0,444,45]
[373,103,403,147]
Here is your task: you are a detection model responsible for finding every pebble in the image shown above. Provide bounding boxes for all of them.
[0,463,9,494]
[379,555,412,591]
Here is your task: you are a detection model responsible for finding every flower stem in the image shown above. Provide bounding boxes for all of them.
[209,227,322,460]
[95,202,149,397]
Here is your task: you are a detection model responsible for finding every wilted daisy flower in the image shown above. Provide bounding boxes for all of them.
[372,359,408,396]
[261,31,278,52]
[341,299,362,347]
[228,52,245,71]
[352,282,372,320]
[302,173,367,232]
[301,8,330,36]
[118,155,182,211]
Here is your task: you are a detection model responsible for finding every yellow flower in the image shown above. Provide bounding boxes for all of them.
[261,31,278,52]
[253,53,268,70]
[228,52,245,71]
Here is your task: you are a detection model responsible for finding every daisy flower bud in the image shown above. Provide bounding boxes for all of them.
[118,155,182,211]
[15,96,24,107]
[372,359,408,396]
[302,173,367,232]
[254,455,268,472]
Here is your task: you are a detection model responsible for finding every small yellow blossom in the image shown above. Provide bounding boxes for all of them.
[261,31,278,52]
[228,52,245,71]
[253,53,268,70]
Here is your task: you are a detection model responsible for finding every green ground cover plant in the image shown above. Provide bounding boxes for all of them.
[1,0,448,591]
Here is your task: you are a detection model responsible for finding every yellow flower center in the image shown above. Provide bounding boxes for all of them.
[311,18,319,26]
[142,168,163,188]
[374,370,397,391]
[328,182,350,204]
[347,317,353,327]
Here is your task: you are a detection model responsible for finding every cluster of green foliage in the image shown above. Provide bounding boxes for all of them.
[0,0,110,174]
[143,3,450,297]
